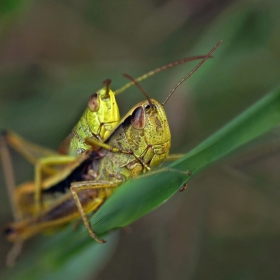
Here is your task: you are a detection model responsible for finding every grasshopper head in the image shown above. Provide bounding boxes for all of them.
[129,98,171,166]
[87,79,120,124]
[84,79,121,141]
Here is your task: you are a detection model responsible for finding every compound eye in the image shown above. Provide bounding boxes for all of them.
[88,93,99,112]
[145,102,155,113]
[145,104,150,111]
[131,106,145,129]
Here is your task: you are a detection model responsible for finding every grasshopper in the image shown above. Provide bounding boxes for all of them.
[1,41,222,265]
[2,55,210,216]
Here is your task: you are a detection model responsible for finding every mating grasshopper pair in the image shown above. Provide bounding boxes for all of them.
[1,41,222,266]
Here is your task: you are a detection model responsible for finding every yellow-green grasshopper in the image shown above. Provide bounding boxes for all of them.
[2,41,222,266]
[2,55,210,216]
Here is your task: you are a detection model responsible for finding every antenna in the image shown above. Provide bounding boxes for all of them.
[115,55,212,95]
[123,73,153,109]
[162,40,222,106]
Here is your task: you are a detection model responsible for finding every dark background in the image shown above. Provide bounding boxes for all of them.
[1,0,280,279]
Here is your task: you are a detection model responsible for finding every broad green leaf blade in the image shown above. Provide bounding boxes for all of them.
[90,85,280,234]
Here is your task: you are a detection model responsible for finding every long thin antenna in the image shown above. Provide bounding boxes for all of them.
[115,55,211,95]
[162,40,222,106]
[123,73,153,108]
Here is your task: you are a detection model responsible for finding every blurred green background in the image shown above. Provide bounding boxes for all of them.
[1,0,280,279]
